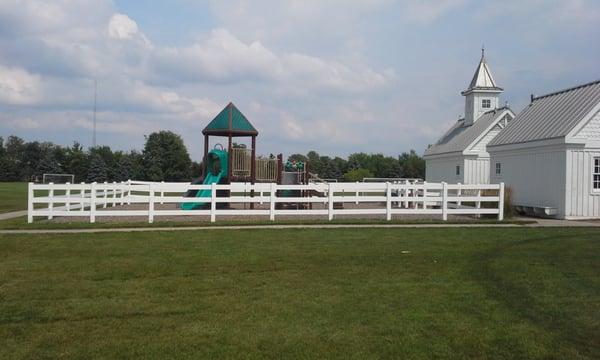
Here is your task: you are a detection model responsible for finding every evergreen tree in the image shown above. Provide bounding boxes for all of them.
[65,142,88,182]
[87,154,108,183]
[142,131,191,181]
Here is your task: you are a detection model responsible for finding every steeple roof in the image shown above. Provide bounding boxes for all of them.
[202,102,258,137]
[462,48,503,95]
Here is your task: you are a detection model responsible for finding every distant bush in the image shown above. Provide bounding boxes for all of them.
[343,168,374,182]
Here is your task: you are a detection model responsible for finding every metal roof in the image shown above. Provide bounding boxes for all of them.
[461,49,503,95]
[489,80,600,147]
[425,107,511,156]
[202,102,258,137]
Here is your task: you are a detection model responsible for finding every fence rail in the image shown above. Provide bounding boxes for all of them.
[27,180,505,223]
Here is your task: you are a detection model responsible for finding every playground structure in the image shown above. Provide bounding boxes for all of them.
[183,102,310,209]
[25,103,506,224]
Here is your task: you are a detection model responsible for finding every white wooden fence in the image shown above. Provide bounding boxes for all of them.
[27,180,505,223]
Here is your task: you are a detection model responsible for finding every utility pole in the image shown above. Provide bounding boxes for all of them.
[93,79,97,148]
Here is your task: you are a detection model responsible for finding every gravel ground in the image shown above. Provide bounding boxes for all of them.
[50,202,476,223]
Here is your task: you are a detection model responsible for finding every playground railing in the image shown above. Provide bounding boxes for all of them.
[28,180,505,223]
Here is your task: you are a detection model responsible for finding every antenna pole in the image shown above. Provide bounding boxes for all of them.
[93,79,97,148]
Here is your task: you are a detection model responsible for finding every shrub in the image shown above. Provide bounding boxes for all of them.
[343,168,373,182]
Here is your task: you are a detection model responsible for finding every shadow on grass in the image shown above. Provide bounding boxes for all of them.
[468,231,599,357]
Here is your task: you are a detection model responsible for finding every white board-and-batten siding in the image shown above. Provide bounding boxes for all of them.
[565,148,600,218]
[426,156,490,184]
[464,158,490,184]
[470,129,501,153]
[425,155,463,183]
[490,146,566,216]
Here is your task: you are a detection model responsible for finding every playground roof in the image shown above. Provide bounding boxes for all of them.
[202,102,258,137]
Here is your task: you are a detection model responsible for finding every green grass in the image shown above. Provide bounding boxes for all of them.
[0,182,27,213]
[1,227,598,359]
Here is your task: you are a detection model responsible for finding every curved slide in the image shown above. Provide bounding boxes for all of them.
[181,149,228,210]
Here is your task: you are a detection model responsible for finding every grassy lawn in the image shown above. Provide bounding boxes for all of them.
[0,182,27,213]
[0,215,532,230]
[1,227,598,359]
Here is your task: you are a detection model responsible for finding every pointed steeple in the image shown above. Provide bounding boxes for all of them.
[461,48,504,126]
[462,47,502,94]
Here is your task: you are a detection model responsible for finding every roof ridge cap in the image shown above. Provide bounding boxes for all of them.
[532,79,600,102]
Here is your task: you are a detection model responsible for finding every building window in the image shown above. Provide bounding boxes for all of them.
[482,99,491,108]
[594,157,600,190]
[456,165,461,176]
[495,162,501,175]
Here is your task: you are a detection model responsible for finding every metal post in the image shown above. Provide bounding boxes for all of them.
[269,182,276,221]
[210,182,216,223]
[90,182,97,223]
[48,182,54,220]
[442,182,448,221]
[498,182,505,221]
[27,182,34,223]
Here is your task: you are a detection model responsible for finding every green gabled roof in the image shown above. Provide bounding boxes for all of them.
[202,102,258,137]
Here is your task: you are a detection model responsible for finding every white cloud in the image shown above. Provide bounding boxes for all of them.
[108,13,151,47]
[0,65,41,105]
[151,29,390,92]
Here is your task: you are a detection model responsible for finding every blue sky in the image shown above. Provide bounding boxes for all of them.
[1,0,599,160]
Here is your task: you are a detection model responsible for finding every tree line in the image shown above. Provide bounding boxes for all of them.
[0,132,425,183]
[0,131,199,183]
[289,150,425,181]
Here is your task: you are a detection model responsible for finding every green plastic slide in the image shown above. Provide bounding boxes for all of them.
[181,149,228,210]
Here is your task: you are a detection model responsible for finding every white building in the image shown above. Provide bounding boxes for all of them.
[424,50,515,184]
[488,80,600,219]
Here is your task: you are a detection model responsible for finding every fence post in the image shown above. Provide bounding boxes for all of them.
[260,185,264,205]
[386,182,392,221]
[120,181,125,205]
[127,179,132,205]
[328,182,334,221]
[160,181,165,205]
[90,182,97,223]
[403,182,409,209]
[102,181,108,208]
[355,181,359,204]
[27,182,34,223]
[442,182,448,221]
[80,182,85,211]
[65,182,71,212]
[457,183,462,207]
[210,182,216,223]
[48,182,54,220]
[498,182,505,221]
[112,181,117,207]
[269,183,276,221]
[148,183,154,223]
[422,181,427,209]
[476,188,481,218]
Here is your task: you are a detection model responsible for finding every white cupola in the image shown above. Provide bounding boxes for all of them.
[462,48,503,126]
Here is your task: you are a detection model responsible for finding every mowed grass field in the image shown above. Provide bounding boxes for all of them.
[0,182,27,213]
[1,227,599,359]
